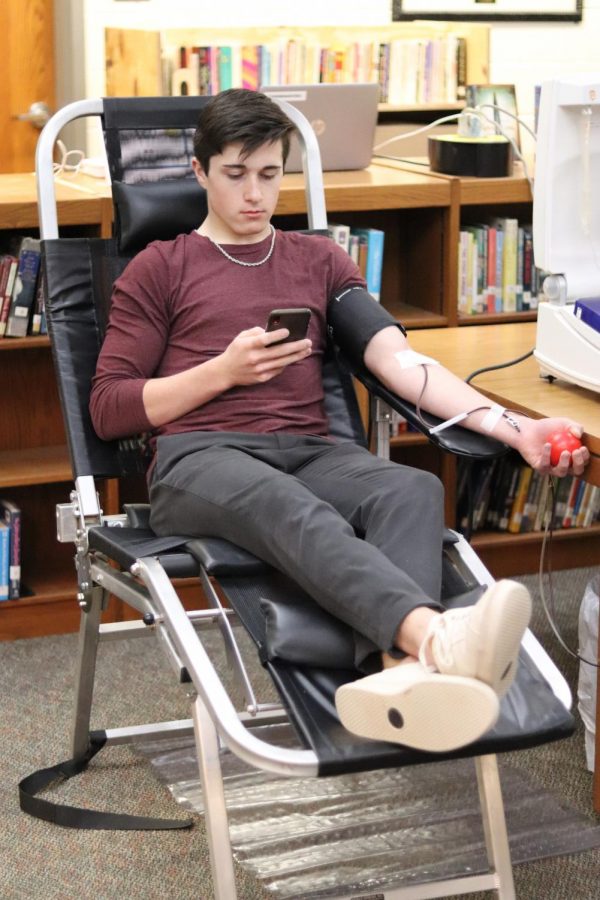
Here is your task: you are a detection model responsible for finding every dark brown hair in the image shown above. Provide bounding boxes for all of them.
[193,89,296,173]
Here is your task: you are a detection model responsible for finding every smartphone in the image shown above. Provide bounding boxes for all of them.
[265,308,311,344]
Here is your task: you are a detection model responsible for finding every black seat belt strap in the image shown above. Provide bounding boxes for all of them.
[19,731,193,831]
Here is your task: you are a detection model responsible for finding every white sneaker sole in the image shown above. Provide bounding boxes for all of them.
[335,664,499,752]
[471,580,532,697]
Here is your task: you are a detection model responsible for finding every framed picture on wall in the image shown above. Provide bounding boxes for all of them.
[393,1,583,22]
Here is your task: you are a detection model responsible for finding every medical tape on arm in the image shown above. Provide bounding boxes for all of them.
[480,403,507,432]
[430,402,520,436]
[394,350,439,370]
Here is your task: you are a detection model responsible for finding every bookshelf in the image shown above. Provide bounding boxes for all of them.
[0,173,113,639]
[0,162,597,638]
[104,21,489,111]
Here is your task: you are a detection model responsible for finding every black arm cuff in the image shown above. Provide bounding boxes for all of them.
[327,286,406,365]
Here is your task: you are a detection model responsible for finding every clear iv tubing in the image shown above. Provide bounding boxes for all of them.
[581,105,592,236]
[580,105,600,274]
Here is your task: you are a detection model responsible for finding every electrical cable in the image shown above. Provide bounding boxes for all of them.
[465,348,534,383]
[538,478,598,667]
[373,112,463,153]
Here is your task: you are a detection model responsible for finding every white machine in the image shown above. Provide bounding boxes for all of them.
[533,74,600,394]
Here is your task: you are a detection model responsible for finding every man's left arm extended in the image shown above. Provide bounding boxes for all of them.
[364,325,590,478]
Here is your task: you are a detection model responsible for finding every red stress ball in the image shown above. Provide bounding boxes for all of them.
[548,430,582,466]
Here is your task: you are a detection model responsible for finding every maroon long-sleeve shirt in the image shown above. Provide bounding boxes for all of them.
[90,229,364,446]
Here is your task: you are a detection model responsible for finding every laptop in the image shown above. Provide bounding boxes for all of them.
[260,83,379,173]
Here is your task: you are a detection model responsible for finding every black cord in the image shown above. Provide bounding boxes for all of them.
[465,348,534,384]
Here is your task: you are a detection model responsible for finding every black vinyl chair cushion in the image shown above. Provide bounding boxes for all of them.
[113,180,208,254]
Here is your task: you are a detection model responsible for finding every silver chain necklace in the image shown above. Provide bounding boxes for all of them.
[204,225,276,267]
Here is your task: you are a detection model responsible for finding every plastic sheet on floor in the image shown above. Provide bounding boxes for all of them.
[135,724,600,898]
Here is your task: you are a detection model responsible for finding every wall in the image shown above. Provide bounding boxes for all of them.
[490,0,600,161]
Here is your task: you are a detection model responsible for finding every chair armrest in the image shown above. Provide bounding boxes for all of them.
[349,358,509,461]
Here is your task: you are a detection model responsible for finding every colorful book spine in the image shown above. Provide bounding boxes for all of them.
[494,228,504,313]
[485,226,497,313]
[507,466,532,534]
[328,223,351,255]
[197,47,212,95]
[0,499,21,599]
[5,237,42,338]
[351,228,384,302]
[521,227,533,311]
[0,523,9,601]
[501,218,518,313]
[0,256,18,337]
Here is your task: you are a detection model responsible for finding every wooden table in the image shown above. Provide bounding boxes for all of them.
[0,171,112,234]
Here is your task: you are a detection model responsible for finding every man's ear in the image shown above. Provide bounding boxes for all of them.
[192,157,208,188]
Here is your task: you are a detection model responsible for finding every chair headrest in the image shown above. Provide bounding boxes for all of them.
[113,179,208,254]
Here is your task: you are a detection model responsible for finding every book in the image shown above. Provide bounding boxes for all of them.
[552,476,574,529]
[498,461,521,532]
[582,485,600,528]
[520,470,543,533]
[350,228,384,302]
[507,466,532,534]
[0,499,21,599]
[5,237,42,338]
[457,230,469,315]
[328,223,351,255]
[241,44,259,90]
[0,523,9,602]
[348,233,360,266]
[521,227,533,311]
[217,46,233,91]
[485,225,497,314]
[30,276,45,335]
[575,482,595,529]
[485,456,511,529]
[0,256,18,337]
[473,459,497,531]
[562,477,584,529]
[498,217,518,313]
[196,46,212,95]
[533,475,552,532]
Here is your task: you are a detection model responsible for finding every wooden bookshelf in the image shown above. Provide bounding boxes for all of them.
[0,174,112,639]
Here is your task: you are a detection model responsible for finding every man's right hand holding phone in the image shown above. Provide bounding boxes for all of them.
[220,325,312,387]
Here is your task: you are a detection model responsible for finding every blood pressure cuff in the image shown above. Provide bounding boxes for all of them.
[327,285,406,364]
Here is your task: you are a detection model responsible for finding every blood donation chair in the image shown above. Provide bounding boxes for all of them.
[19,96,575,900]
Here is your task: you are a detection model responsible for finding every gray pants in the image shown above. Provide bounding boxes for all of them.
[150,432,445,668]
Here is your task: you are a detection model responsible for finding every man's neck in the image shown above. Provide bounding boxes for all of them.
[196,221,272,245]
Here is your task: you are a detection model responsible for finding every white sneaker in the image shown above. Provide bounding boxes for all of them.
[335,662,499,752]
[419,580,532,698]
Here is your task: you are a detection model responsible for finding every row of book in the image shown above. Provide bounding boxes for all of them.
[0,238,46,339]
[458,218,548,317]
[0,499,21,601]
[457,456,600,535]
[328,224,385,302]
[172,35,467,105]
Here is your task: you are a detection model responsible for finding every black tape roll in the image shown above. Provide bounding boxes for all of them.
[428,135,513,178]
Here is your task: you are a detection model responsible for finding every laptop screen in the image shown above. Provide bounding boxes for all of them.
[260,83,379,173]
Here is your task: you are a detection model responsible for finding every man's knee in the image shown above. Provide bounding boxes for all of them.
[391,466,444,507]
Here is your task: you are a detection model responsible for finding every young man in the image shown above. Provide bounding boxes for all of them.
[91,89,589,753]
